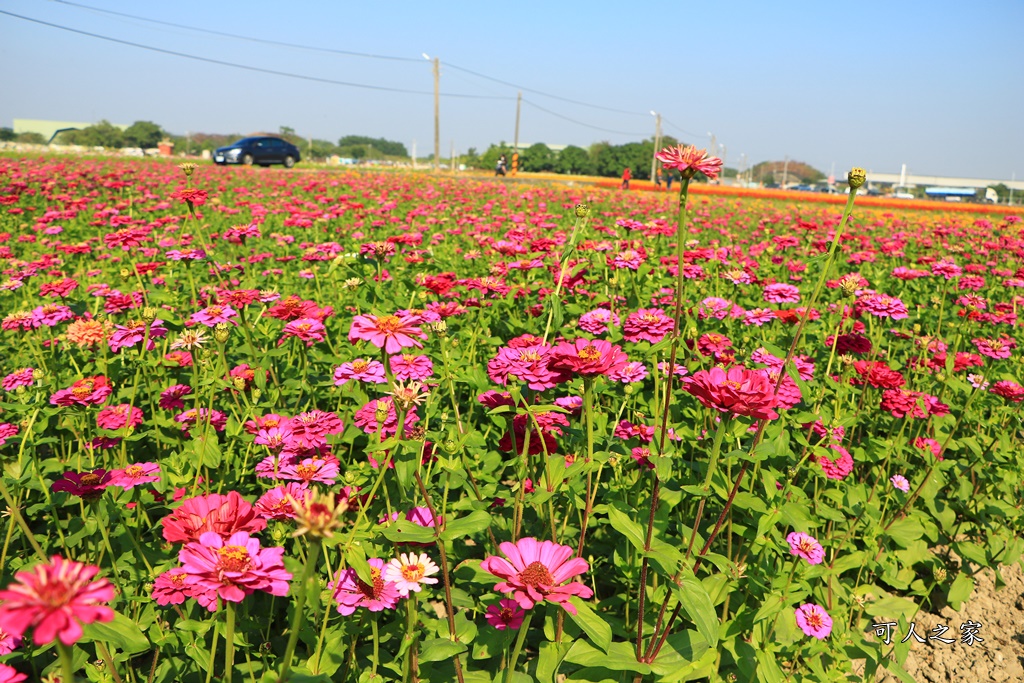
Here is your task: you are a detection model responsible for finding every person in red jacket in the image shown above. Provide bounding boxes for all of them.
[621,167,631,190]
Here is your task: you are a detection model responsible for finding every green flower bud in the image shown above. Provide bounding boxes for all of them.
[848,167,867,189]
[574,203,590,218]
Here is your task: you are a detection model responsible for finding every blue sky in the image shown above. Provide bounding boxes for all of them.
[1,0,1021,179]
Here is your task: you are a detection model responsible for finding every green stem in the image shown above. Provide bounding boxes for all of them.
[58,642,76,683]
[278,540,323,683]
[703,415,732,490]
[503,610,533,683]
[224,601,236,683]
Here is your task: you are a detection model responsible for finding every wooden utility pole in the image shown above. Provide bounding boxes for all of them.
[450,140,455,173]
[411,140,417,170]
[512,91,521,175]
[432,57,440,171]
[649,112,662,182]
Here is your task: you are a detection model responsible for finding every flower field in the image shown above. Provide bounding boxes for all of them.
[0,152,1022,683]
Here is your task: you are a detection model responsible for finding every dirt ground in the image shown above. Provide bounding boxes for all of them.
[868,556,1024,682]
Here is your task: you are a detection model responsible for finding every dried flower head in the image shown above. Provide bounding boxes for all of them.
[178,162,198,177]
[289,490,349,539]
[387,380,429,412]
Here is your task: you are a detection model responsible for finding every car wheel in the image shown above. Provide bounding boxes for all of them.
[242,154,254,166]
[284,155,295,169]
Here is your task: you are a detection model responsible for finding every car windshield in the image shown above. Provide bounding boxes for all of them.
[228,139,254,147]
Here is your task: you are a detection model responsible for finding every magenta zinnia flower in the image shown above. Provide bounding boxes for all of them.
[50,469,112,501]
[330,558,401,615]
[486,599,526,630]
[0,556,115,646]
[622,308,675,344]
[786,532,825,565]
[480,537,593,614]
[333,359,387,386]
[795,603,833,640]
[161,491,268,544]
[349,313,427,354]
[107,462,160,490]
[655,145,723,180]
[0,664,27,683]
[178,531,291,611]
[683,366,780,420]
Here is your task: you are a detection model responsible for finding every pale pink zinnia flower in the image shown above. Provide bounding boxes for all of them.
[890,474,910,492]
[280,318,326,347]
[608,361,649,383]
[655,145,723,180]
[795,603,833,639]
[480,537,593,614]
[383,552,440,596]
[348,313,427,354]
[786,532,825,565]
[763,283,801,304]
[0,556,115,645]
[178,531,291,611]
[190,305,237,327]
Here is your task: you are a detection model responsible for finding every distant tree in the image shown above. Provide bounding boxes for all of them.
[122,121,164,149]
[751,160,825,185]
[0,128,14,142]
[15,132,45,144]
[63,120,125,148]
[308,139,339,161]
[480,143,511,172]
[279,126,296,137]
[520,143,556,172]
[556,145,594,175]
[463,147,481,168]
[337,136,408,158]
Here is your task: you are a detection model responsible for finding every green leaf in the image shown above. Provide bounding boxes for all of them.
[565,597,611,652]
[649,630,712,681]
[564,640,650,673]
[535,641,572,683]
[946,573,974,610]
[81,611,150,654]
[605,504,645,550]
[379,520,436,544]
[755,649,786,683]
[345,545,373,585]
[886,518,923,548]
[418,637,468,663]
[439,510,492,541]
[671,574,719,648]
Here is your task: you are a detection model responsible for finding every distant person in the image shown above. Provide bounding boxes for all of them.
[655,170,663,189]
[665,170,674,191]
[495,154,507,176]
[621,167,631,190]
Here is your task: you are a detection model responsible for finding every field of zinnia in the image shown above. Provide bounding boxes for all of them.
[0,152,1021,683]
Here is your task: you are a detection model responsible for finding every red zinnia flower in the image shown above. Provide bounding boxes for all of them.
[655,145,723,180]
[683,366,779,420]
[160,491,268,544]
[548,339,629,378]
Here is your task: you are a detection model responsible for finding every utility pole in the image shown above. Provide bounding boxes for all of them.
[411,140,417,170]
[1011,172,1016,206]
[432,57,440,171]
[708,132,716,156]
[649,111,661,182]
[450,140,455,173]
[720,144,727,184]
[512,91,522,176]
[782,155,790,188]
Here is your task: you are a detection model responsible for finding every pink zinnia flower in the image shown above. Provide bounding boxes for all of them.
[480,537,593,614]
[2,368,34,392]
[0,629,20,655]
[578,309,619,334]
[795,603,832,640]
[107,462,160,490]
[0,663,26,683]
[622,308,675,344]
[390,354,434,381]
[0,556,114,646]
[743,308,776,326]
[161,491,268,544]
[819,445,854,480]
[683,366,780,420]
[972,336,1015,360]
[608,361,648,383]
[353,398,419,438]
[190,305,237,327]
[349,313,427,354]
[280,318,326,347]
[179,531,291,611]
[548,339,629,378]
[485,599,525,630]
[49,376,112,407]
[151,569,195,606]
[786,532,825,565]
[159,384,193,410]
[488,344,566,391]
[333,359,387,385]
[655,145,723,180]
[330,558,401,615]
[991,380,1024,402]
[763,283,801,304]
[255,483,311,520]
[95,404,144,431]
[856,293,909,320]
[278,456,340,485]
[890,475,910,492]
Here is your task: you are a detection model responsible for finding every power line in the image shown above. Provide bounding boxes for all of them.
[444,63,647,117]
[48,0,650,120]
[520,98,645,138]
[0,10,511,100]
[49,0,422,62]
[661,117,703,140]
